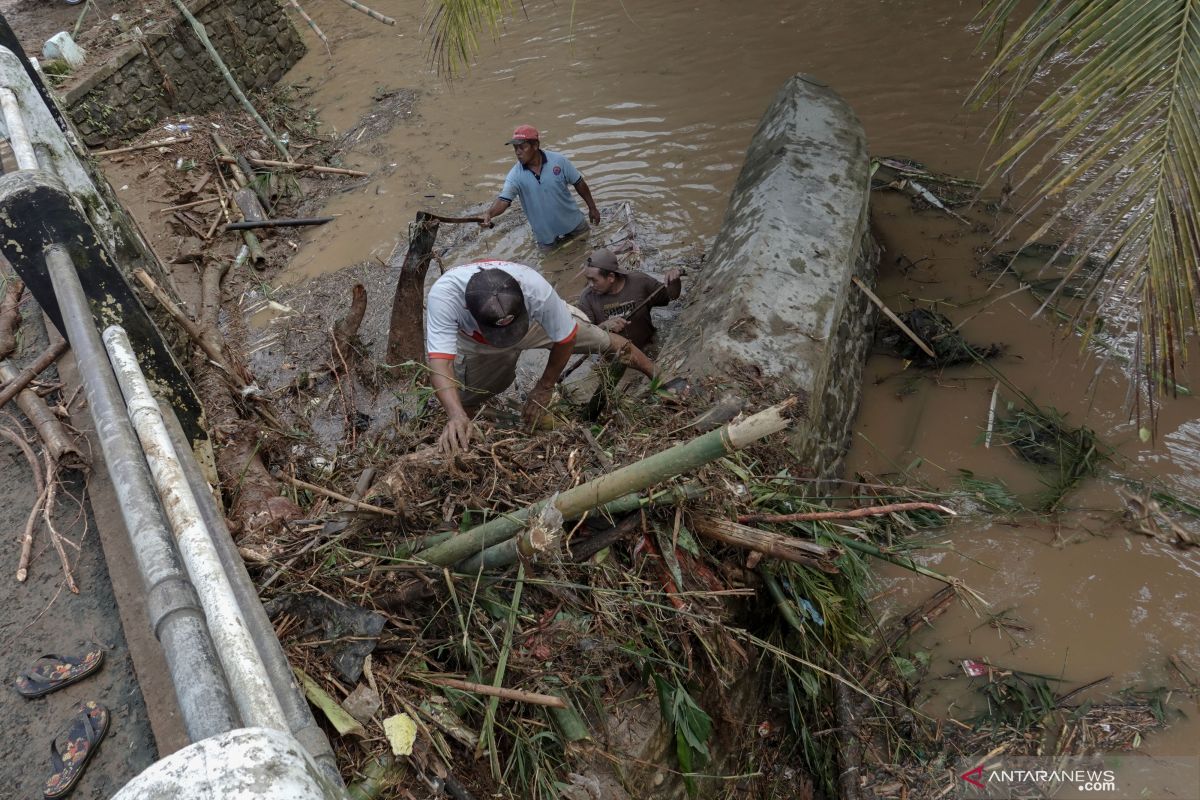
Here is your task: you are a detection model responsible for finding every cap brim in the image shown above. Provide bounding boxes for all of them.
[478,314,529,348]
[505,138,531,145]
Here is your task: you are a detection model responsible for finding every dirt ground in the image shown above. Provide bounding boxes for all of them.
[0,308,158,797]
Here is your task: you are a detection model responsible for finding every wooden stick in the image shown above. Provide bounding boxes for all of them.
[131,269,252,394]
[218,155,367,177]
[0,341,69,409]
[282,474,397,516]
[420,676,566,708]
[91,136,192,157]
[16,483,48,582]
[224,216,334,231]
[42,453,78,593]
[850,276,937,360]
[738,501,956,525]
[157,196,220,213]
[172,211,210,240]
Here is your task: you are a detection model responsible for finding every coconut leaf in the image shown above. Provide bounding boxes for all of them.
[971,0,1200,406]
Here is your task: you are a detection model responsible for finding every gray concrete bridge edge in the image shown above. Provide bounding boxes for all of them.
[661,73,878,488]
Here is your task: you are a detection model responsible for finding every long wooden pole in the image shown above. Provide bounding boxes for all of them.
[218,155,368,177]
[416,399,795,567]
[170,0,290,161]
[0,341,69,409]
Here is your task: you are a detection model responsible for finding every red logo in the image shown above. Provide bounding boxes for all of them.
[960,765,985,789]
[553,165,562,175]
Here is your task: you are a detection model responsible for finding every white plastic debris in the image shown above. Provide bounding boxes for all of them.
[43,32,87,70]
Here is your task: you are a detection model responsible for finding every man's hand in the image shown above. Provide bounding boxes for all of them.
[438,413,474,454]
[600,317,628,333]
[588,206,601,225]
[664,268,682,284]
[522,384,553,424]
[479,213,494,229]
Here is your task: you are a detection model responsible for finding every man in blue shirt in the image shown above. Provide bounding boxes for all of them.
[480,125,601,249]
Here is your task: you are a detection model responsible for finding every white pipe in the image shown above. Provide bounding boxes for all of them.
[102,325,289,732]
[0,86,37,169]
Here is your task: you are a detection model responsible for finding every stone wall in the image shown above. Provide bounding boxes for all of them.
[661,74,878,486]
[64,0,305,147]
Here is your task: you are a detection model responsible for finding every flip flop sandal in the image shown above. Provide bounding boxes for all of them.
[44,701,109,799]
[14,645,105,698]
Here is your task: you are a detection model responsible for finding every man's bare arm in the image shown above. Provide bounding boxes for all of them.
[480,198,511,228]
[430,358,473,452]
[573,179,601,224]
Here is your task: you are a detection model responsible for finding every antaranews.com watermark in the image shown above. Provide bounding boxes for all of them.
[954,756,1199,799]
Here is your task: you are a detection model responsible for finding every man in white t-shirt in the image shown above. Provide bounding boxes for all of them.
[425,260,657,453]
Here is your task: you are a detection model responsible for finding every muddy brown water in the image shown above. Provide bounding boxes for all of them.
[274,0,1200,779]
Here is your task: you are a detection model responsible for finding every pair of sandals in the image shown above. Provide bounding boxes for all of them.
[14,644,110,799]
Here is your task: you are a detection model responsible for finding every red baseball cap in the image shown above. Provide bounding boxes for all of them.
[506,124,540,145]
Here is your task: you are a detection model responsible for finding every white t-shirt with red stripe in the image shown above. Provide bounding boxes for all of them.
[426,261,578,360]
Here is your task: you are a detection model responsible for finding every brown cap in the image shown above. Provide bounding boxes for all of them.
[585,248,626,274]
[465,268,529,348]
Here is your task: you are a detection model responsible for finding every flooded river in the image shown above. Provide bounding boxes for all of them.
[282,0,1199,776]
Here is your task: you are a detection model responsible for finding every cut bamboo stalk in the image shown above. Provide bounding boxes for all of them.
[90,135,193,157]
[0,341,69,410]
[170,0,290,160]
[212,135,267,263]
[420,675,566,708]
[739,501,955,525]
[851,276,937,360]
[218,154,368,177]
[692,514,839,570]
[416,400,795,567]
[461,483,707,572]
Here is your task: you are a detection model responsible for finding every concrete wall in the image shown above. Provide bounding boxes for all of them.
[662,74,877,485]
[64,0,305,146]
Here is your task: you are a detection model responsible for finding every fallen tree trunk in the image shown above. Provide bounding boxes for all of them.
[385,212,440,369]
[416,399,796,567]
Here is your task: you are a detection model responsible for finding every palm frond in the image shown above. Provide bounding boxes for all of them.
[423,0,519,77]
[971,0,1200,407]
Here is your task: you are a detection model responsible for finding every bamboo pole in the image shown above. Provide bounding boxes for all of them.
[169,0,290,161]
[850,276,937,360]
[335,0,396,26]
[460,483,707,573]
[417,400,795,567]
[91,136,192,157]
[287,0,330,53]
